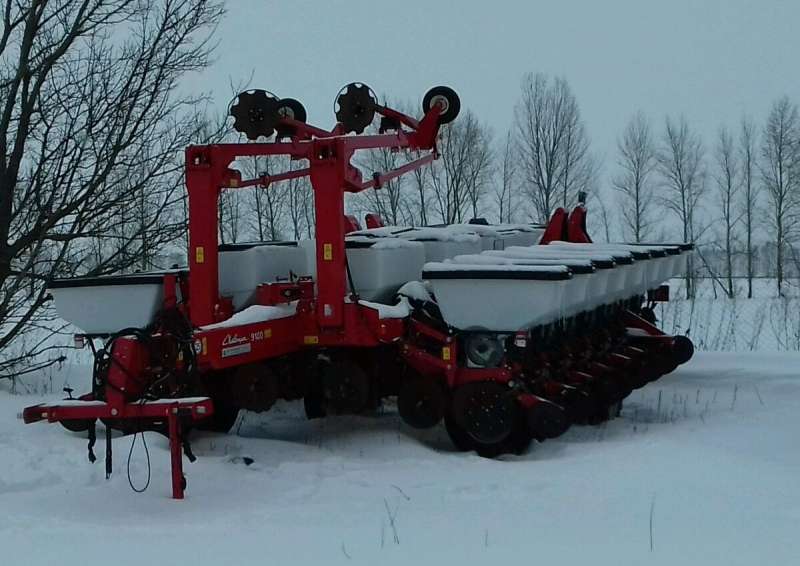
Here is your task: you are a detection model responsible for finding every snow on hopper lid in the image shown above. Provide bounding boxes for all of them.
[397,227,481,243]
[449,254,595,273]
[492,223,543,232]
[423,262,571,281]
[494,248,618,262]
[443,224,501,237]
[451,254,594,267]
[348,226,413,238]
[345,236,423,250]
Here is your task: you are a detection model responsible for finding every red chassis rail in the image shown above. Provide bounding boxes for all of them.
[185,105,442,331]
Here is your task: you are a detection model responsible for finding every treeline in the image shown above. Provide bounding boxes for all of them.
[222,73,800,300]
[1,1,797,376]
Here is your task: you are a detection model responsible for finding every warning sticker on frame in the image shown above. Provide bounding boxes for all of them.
[222,343,252,358]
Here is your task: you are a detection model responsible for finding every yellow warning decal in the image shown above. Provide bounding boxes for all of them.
[195,246,205,264]
[265,328,272,339]
[323,243,333,261]
[304,335,319,345]
[442,346,451,361]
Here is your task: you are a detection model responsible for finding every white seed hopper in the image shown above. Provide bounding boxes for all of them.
[492,248,631,304]
[626,242,692,282]
[396,228,482,262]
[422,263,572,331]
[345,238,426,302]
[218,241,309,309]
[449,254,597,317]
[49,272,179,335]
[545,241,688,291]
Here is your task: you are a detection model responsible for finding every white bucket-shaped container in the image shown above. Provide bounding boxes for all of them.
[449,254,594,318]
[219,242,309,310]
[344,238,426,303]
[422,263,571,331]
[540,243,650,299]
[495,228,541,248]
[444,224,502,251]
[492,247,625,305]
[627,243,692,281]
[397,228,482,262]
[545,242,677,293]
[493,224,545,248]
[50,272,175,335]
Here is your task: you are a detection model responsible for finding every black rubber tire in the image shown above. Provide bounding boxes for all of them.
[422,86,461,124]
[304,392,326,420]
[444,412,475,452]
[60,419,94,433]
[276,97,307,123]
[398,373,447,430]
[446,409,532,458]
[322,359,370,414]
[445,383,530,457]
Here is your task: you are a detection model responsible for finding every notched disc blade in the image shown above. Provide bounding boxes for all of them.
[335,83,376,134]
[230,90,279,140]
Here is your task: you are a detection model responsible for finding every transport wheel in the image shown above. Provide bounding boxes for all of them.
[60,419,95,433]
[398,372,447,429]
[444,412,475,452]
[446,381,521,457]
[275,97,307,138]
[323,359,371,414]
[445,408,531,457]
[422,86,461,124]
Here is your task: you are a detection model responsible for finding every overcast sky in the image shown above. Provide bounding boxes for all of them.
[187,0,800,182]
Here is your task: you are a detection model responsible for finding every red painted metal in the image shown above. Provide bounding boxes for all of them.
[24,93,449,498]
[540,207,569,244]
[365,213,385,229]
[168,408,184,500]
[343,215,361,234]
[566,204,592,243]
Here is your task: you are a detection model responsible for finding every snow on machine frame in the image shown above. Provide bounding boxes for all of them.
[22,82,694,499]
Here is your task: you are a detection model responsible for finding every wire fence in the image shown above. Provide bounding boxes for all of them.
[657,278,800,351]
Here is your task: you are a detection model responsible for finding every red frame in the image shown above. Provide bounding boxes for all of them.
[23,96,448,499]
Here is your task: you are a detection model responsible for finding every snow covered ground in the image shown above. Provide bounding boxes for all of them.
[1,352,799,565]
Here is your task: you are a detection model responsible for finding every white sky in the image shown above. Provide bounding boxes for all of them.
[186,0,800,180]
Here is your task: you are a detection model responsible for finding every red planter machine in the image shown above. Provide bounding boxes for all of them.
[22,84,693,498]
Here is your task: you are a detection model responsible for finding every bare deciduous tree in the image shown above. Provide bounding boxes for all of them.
[658,116,706,298]
[739,116,760,298]
[0,0,224,376]
[760,96,800,296]
[494,131,517,223]
[613,112,657,242]
[514,72,595,222]
[713,126,740,297]
[430,110,493,223]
